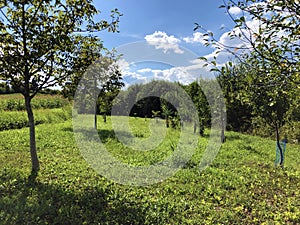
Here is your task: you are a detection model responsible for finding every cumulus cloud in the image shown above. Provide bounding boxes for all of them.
[144,31,184,54]
[228,6,242,15]
[116,57,205,86]
[149,67,192,84]
[137,68,153,74]
[183,32,206,45]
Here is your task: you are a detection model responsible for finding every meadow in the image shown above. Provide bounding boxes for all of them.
[0,94,71,131]
[0,94,69,111]
[0,104,300,224]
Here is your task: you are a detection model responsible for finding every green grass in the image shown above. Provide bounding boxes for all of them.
[0,106,72,131]
[0,116,299,224]
[0,93,69,111]
[0,93,72,130]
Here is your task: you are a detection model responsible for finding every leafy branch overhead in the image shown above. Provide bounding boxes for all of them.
[195,0,300,82]
[0,0,122,98]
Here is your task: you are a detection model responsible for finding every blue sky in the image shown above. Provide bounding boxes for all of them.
[97,0,234,53]
[93,0,242,86]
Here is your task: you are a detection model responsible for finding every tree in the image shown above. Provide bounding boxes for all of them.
[195,0,299,163]
[243,54,292,165]
[63,46,124,128]
[0,0,121,176]
[61,35,105,100]
[182,81,210,135]
[98,62,124,123]
[216,64,253,132]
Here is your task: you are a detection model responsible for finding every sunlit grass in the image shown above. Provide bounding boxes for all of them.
[0,116,299,224]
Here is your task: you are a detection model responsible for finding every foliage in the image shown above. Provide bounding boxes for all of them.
[194,0,300,157]
[68,51,125,127]
[195,0,300,78]
[98,61,125,120]
[114,80,209,129]
[0,117,299,224]
[221,0,300,78]
[181,81,210,134]
[0,0,121,173]
[216,65,253,132]
[0,0,122,95]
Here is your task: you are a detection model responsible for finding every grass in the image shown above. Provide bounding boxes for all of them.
[0,106,72,131]
[0,93,69,111]
[0,116,299,224]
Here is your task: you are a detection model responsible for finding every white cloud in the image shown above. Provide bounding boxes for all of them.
[137,68,153,74]
[228,6,242,15]
[116,59,130,72]
[116,57,203,86]
[144,31,184,54]
[183,32,206,45]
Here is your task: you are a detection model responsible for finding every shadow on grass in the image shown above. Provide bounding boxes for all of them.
[61,127,74,133]
[0,170,146,225]
[242,144,262,155]
[225,133,242,141]
[97,129,116,143]
[73,127,134,144]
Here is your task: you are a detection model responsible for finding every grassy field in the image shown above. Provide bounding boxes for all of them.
[0,93,72,131]
[0,115,299,224]
[0,93,69,111]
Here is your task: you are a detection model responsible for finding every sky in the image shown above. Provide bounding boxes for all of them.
[92,0,243,86]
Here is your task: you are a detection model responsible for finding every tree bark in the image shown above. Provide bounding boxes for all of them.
[25,95,40,174]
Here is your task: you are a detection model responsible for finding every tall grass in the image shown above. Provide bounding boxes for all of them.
[0,94,69,111]
[0,106,72,131]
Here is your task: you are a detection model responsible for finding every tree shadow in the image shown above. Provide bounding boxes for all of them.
[225,133,242,141]
[242,144,262,155]
[73,127,134,145]
[97,129,116,143]
[61,127,74,133]
[0,171,146,224]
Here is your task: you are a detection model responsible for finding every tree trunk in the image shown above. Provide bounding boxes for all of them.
[103,112,107,123]
[221,126,225,143]
[166,117,169,128]
[94,111,97,129]
[221,110,226,143]
[94,77,98,129]
[25,96,39,175]
[275,124,284,166]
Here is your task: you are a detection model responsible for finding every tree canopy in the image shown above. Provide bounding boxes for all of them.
[0,0,122,175]
[195,0,300,165]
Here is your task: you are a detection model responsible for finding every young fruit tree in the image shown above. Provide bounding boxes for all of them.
[63,49,124,128]
[0,0,121,176]
[194,0,299,165]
